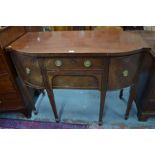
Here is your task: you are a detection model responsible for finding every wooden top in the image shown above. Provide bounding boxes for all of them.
[6,30,150,56]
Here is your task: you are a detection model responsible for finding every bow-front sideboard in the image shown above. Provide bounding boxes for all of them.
[0,29,153,125]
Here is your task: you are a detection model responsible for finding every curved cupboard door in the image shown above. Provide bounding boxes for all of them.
[11,53,44,88]
[108,53,142,90]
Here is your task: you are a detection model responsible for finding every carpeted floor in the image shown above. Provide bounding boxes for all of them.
[0,87,155,129]
[0,118,88,129]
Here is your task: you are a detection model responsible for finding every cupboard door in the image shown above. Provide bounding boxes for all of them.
[108,53,142,90]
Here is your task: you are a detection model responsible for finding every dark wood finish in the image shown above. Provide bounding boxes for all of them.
[99,58,109,125]
[125,85,136,119]
[0,74,16,93]
[0,93,23,111]
[6,30,151,125]
[133,31,155,121]
[7,31,148,56]
[52,75,99,89]
[108,53,143,90]
[11,53,43,88]
[0,26,36,116]
[45,57,105,70]
[136,59,155,120]
[38,59,59,122]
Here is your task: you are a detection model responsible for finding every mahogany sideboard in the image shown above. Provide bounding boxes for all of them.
[5,30,155,125]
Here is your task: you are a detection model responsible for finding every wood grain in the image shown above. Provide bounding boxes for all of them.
[6,30,149,56]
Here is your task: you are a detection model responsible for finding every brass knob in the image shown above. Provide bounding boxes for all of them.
[84,60,92,68]
[25,67,31,75]
[0,100,2,104]
[123,70,129,77]
[55,60,63,67]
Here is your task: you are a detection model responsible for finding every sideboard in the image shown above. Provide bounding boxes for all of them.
[5,30,154,125]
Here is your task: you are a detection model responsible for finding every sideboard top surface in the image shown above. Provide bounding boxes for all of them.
[6,30,150,56]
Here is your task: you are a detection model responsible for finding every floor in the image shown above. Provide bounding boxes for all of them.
[0,87,155,128]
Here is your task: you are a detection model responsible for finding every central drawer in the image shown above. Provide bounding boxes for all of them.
[45,57,105,70]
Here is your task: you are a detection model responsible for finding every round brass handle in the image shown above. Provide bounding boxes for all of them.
[55,59,63,67]
[0,100,2,104]
[25,67,31,75]
[84,60,92,68]
[123,70,129,77]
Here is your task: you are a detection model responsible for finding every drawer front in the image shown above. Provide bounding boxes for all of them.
[45,57,105,70]
[108,53,142,90]
[0,55,8,74]
[0,93,22,111]
[12,53,43,88]
[49,74,99,89]
[0,74,16,94]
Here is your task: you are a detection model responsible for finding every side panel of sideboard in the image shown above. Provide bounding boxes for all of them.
[136,54,155,121]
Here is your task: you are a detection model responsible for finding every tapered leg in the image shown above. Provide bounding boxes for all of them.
[98,59,109,126]
[119,89,124,99]
[38,59,59,123]
[21,109,32,118]
[98,73,108,126]
[46,88,59,122]
[20,81,36,112]
[125,85,135,120]
[99,90,107,126]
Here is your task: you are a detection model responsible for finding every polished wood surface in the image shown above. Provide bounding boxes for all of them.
[7,30,149,56]
[11,50,145,91]
[108,53,143,90]
[11,53,43,88]
[0,28,154,124]
[6,30,152,125]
